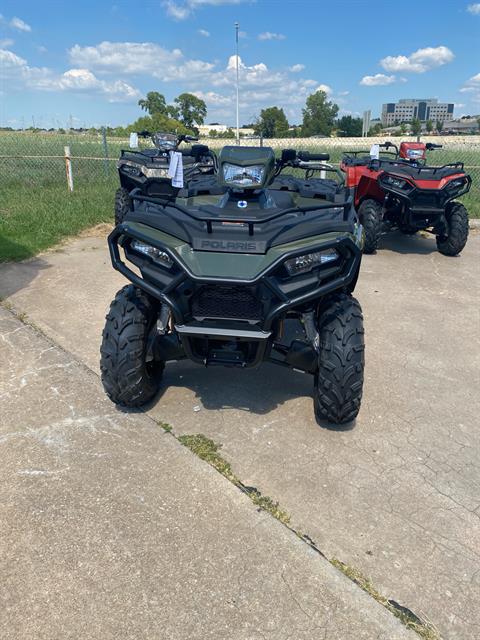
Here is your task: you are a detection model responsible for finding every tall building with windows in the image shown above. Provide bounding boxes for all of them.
[381,99,454,126]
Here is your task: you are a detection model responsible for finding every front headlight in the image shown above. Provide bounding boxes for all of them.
[141,166,169,178]
[446,177,467,192]
[381,174,413,191]
[223,163,265,187]
[121,163,141,177]
[131,240,174,269]
[284,248,339,276]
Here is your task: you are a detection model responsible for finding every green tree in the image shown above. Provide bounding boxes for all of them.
[426,119,433,133]
[336,115,362,137]
[174,93,207,132]
[301,90,339,137]
[138,91,168,116]
[368,122,383,136]
[436,120,444,133]
[400,122,407,135]
[126,113,192,136]
[411,118,422,136]
[254,106,289,138]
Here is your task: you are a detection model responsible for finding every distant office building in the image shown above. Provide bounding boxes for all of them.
[381,99,454,126]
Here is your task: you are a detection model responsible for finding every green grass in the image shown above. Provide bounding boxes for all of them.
[0,181,115,261]
[331,560,440,640]
[177,433,291,524]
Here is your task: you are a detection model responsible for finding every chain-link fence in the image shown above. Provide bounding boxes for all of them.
[1,130,479,211]
[2,131,480,181]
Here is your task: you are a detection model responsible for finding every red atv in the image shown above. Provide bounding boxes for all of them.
[341,141,471,255]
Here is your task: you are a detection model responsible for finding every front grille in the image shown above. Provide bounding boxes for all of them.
[191,285,262,321]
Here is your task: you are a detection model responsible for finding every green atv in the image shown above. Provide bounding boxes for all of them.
[101,145,365,425]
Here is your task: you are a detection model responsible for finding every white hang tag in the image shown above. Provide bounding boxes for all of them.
[168,151,184,189]
[369,144,380,159]
[129,132,138,148]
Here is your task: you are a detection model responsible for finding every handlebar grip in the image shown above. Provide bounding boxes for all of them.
[298,151,330,162]
[427,143,442,150]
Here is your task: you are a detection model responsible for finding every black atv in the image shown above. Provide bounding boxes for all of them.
[101,145,365,425]
[114,131,217,225]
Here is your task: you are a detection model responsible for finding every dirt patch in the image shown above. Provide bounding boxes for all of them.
[77,223,113,239]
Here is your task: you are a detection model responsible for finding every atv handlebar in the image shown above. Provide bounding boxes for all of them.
[379,141,399,155]
[426,143,442,150]
[297,150,330,162]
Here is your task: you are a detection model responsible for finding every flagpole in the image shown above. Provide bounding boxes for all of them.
[235,21,240,145]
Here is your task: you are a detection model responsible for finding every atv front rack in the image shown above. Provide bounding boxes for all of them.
[130,188,354,237]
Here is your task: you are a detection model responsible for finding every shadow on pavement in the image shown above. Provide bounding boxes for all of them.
[159,360,313,415]
[0,238,52,299]
[378,230,438,255]
[115,360,358,432]
[0,261,51,299]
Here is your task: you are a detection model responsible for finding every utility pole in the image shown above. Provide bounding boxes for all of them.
[235,21,240,145]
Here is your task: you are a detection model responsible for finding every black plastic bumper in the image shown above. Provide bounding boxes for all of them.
[108,222,362,335]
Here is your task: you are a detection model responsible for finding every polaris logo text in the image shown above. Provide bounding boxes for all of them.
[193,239,267,253]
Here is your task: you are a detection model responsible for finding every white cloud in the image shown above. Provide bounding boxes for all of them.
[316,83,332,95]
[360,73,397,86]
[0,38,14,47]
[163,0,249,20]
[0,48,140,102]
[69,41,214,80]
[338,90,350,96]
[258,32,286,41]
[466,72,480,84]
[460,72,480,105]
[193,90,232,105]
[198,29,210,36]
[164,0,190,19]
[467,3,480,14]
[380,46,454,73]
[4,36,340,123]
[10,16,31,32]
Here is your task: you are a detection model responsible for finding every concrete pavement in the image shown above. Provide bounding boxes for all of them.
[1,229,479,638]
[0,307,416,639]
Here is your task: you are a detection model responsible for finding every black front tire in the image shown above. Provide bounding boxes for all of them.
[436,202,469,256]
[314,294,365,426]
[100,285,164,407]
[358,199,383,254]
[114,187,132,226]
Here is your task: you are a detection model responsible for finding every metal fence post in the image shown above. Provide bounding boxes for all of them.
[64,146,74,192]
[101,126,109,176]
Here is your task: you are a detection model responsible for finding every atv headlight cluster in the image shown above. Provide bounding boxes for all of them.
[446,177,467,192]
[121,163,141,177]
[284,248,339,276]
[131,240,174,269]
[381,174,414,192]
[141,166,169,178]
[223,163,265,188]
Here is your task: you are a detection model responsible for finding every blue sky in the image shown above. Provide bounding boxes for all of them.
[1,0,479,128]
